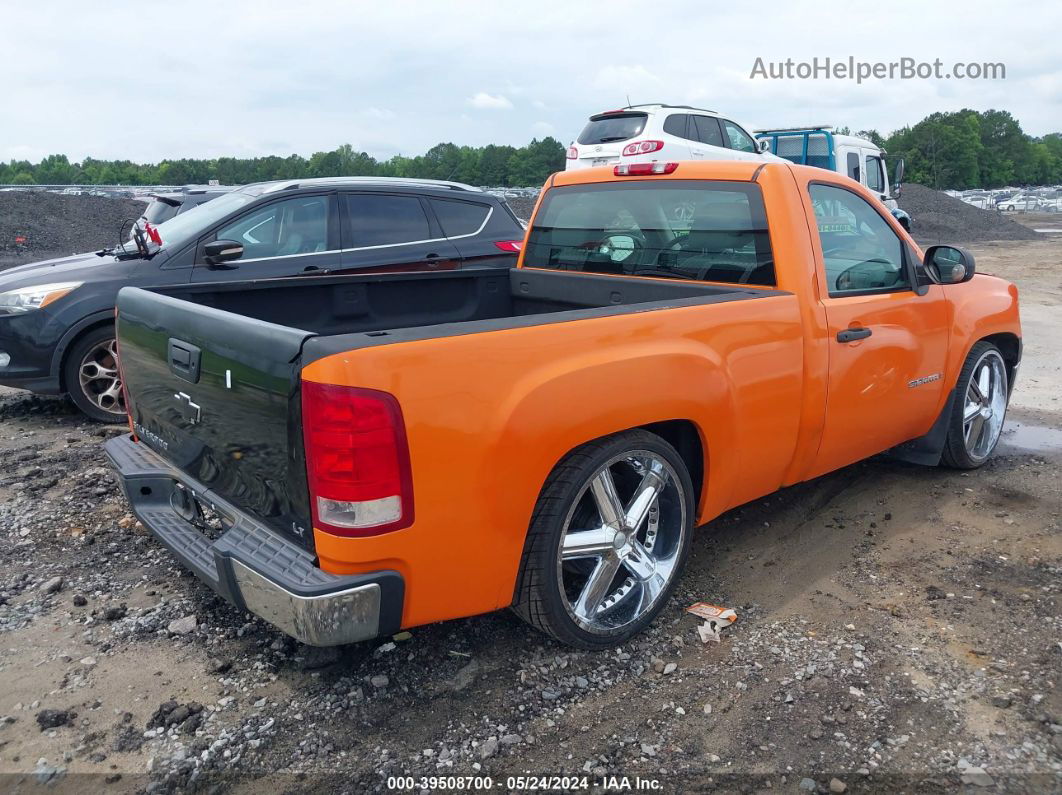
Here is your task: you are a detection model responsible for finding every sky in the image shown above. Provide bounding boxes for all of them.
[2,0,1059,164]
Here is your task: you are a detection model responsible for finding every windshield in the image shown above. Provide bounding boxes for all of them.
[524,180,775,286]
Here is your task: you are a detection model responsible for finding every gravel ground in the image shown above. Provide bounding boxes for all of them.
[900,184,1040,245]
[0,196,1059,793]
[0,192,146,271]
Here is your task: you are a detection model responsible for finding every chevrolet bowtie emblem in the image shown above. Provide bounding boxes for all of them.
[174,392,202,425]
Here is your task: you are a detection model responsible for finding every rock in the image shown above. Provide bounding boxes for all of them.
[36,709,74,730]
[79,656,97,667]
[960,767,994,787]
[147,701,179,729]
[102,604,127,621]
[991,695,1012,709]
[809,728,823,740]
[478,737,499,759]
[207,657,233,674]
[370,674,389,689]
[925,585,946,600]
[829,778,847,793]
[39,576,63,594]
[798,778,817,791]
[662,662,677,675]
[72,594,87,607]
[640,743,657,757]
[167,615,197,635]
[295,646,340,670]
[500,734,522,745]
[703,703,713,715]
[447,659,481,692]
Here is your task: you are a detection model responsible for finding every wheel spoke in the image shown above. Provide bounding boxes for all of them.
[589,467,624,528]
[978,365,992,403]
[562,526,615,560]
[624,460,667,533]
[965,413,986,446]
[621,539,657,581]
[968,373,986,405]
[963,401,982,423]
[572,553,622,621]
[635,570,668,615]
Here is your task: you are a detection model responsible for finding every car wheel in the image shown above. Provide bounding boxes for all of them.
[63,326,126,423]
[941,342,1009,469]
[512,430,694,649]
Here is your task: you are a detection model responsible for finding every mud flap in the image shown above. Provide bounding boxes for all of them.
[888,385,958,466]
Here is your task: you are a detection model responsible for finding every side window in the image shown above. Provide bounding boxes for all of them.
[865,156,884,192]
[662,114,688,138]
[692,116,724,147]
[721,120,757,153]
[214,196,328,260]
[430,199,490,237]
[846,152,860,181]
[346,194,430,248]
[808,183,908,295]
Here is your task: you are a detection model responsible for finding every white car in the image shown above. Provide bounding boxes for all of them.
[565,104,783,171]
[997,194,1043,212]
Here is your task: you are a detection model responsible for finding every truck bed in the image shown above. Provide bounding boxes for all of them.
[115,268,783,553]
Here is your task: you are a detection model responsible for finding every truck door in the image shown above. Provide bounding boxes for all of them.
[802,181,949,477]
[862,151,888,204]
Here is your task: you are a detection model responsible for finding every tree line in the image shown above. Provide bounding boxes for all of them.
[0,138,567,188]
[841,109,1061,190]
[2,110,1060,190]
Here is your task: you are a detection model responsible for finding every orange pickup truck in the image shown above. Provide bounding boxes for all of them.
[105,160,1021,649]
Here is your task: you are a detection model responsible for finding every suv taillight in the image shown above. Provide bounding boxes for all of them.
[494,240,522,252]
[621,140,664,156]
[566,146,578,160]
[301,381,414,537]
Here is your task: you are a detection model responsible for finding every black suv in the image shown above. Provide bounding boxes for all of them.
[0,177,525,421]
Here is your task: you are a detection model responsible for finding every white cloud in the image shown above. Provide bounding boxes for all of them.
[467,92,513,110]
[0,0,1058,163]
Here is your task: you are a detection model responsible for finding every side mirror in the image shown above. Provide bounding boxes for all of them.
[203,239,244,267]
[757,138,771,154]
[893,158,905,198]
[924,244,975,284]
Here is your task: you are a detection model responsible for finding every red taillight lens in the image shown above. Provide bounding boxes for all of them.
[614,162,679,176]
[621,140,664,156]
[494,240,522,252]
[566,146,578,160]
[301,381,414,537]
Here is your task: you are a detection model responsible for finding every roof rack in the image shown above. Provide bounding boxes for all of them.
[753,125,834,134]
[266,176,481,193]
[622,103,717,114]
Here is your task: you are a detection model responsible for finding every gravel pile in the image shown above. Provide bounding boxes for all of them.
[900,184,1039,244]
[0,191,146,271]
[503,196,537,223]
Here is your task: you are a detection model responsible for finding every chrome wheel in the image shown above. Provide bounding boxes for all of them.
[557,451,687,634]
[78,338,125,416]
[962,350,1007,461]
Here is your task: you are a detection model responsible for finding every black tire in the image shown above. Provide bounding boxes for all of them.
[62,325,126,424]
[512,430,695,649]
[941,341,1009,469]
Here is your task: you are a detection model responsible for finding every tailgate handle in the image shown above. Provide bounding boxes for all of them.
[167,338,202,383]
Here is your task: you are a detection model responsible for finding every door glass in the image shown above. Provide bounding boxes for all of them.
[808,184,908,295]
[721,120,757,153]
[662,114,688,138]
[846,152,860,181]
[430,199,490,237]
[346,195,430,247]
[214,196,328,260]
[865,156,884,192]
[692,116,724,146]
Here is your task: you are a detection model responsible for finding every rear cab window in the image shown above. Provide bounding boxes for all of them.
[345,194,430,247]
[577,112,648,145]
[524,180,775,286]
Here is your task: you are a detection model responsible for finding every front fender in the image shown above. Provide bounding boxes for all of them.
[943,275,1021,390]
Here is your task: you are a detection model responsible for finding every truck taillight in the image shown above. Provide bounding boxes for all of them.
[621,140,664,156]
[566,146,578,160]
[614,162,679,176]
[301,381,414,537]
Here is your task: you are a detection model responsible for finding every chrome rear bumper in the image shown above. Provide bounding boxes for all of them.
[104,433,403,646]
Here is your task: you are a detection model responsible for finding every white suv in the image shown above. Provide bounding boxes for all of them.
[566,104,783,171]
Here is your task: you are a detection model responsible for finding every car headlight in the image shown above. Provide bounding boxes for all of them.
[0,282,82,315]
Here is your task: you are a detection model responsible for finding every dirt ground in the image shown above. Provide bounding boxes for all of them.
[0,230,1059,793]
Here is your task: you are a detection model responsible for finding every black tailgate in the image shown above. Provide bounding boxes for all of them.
[116,286,316,550]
